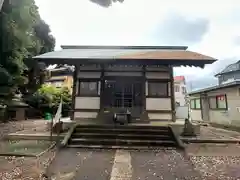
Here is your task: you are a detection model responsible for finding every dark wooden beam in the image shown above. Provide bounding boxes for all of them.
[74,109,100,112]
[35,58,214,67]
[146,110,172,113]
[142,65,146,112]
[71,65,79,120]
[100,65,105,110]
[169,66,176,122]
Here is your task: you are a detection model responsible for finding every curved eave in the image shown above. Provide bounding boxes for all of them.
[30,57,216,68]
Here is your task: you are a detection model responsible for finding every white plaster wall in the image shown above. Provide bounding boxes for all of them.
[174,82,186,106]
[176,106,188,119]
[189,109,202,121]
[175,96,186,106]
[148,113,172,120]
[75,97,100,109]
[189,86,240,126]
[146,72,170,79]
[207,87,240,126]
[78,72,101,78]
[209,110,231,125]
[74,112,98,118]
[146,98,171,110]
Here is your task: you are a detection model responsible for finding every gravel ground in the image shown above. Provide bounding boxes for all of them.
[0,121,24,139]
[0,120,48,139]
[0,120,56,179]
[186,143,240,156]
[199,126,240,139]
[1,121,240,179]
[0,148,56,179]
[190,156,240,180]
[131,148,202,180]
[187,143,240,180]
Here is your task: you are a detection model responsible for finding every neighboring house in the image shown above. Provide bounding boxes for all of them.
[174,76,187,106]
[189,61,240,127]
[215,60,240,85]
[33,45,215,124]
[45,66,74,93]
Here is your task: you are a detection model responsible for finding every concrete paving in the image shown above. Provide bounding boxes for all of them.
[47,148,202,180]
[47,148,115,180]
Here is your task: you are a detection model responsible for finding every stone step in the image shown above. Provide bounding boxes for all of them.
[67,144,177,150]
[75,124,170,130]
[65,124,181,148]
[74,128,170,135]
[71,133,172,140]
[69,138,176,146]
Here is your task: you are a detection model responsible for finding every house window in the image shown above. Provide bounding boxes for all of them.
[190,98,201,109]
[79,81,99,96]
[209,94,227,109]
[174,85,180,92]
[182,87,186,94]
[190,99,195,109]
[148,81,168,97]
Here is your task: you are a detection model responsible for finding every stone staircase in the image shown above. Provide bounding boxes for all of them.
[66,124,183,149]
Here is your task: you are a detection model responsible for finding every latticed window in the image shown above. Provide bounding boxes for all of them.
[148,82,168,97]
[209,95,227,109]
[79,81,98,96]
[190,98,201,109]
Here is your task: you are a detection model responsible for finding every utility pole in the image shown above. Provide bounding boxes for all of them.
[0,0,4,11]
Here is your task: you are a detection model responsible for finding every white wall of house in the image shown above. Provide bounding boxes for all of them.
[189,85,240,126]
[207,87,240,126]
[189,94,202,121]
[174,81,186,106]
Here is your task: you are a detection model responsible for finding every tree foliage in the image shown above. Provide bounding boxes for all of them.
[0,0,55,104]
[25,85,72,117]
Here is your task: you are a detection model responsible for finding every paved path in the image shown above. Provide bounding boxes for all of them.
[47,148,202,180]
[47,148,115,180]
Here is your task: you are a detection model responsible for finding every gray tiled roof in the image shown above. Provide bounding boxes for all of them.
[33,45,215,61]
[215,60,240,76]
[33,48,159,59]
[188,80,240,95]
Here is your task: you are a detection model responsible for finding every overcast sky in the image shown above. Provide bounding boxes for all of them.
[35,0,240,90]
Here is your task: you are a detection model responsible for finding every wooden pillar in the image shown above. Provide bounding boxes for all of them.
[142,65,146,112]
[170,66,176,122]
[71,64,79,120]
[100,64,105,110]
[139,65,148,121]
